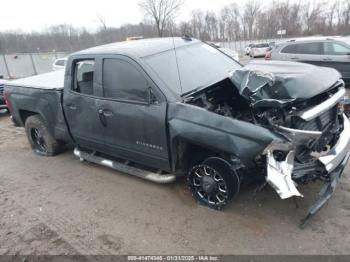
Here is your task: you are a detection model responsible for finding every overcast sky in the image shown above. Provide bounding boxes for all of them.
[0,0,249,32]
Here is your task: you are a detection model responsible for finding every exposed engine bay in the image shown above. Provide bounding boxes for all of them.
[185,77,345,167]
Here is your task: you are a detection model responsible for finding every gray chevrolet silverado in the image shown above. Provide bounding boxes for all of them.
[4,37,350,226]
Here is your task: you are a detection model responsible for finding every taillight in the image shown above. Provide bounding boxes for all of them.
[4,92,10,108]
[265,51,272,60]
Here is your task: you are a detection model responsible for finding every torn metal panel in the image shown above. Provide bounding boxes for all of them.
[266,150,303,199]
[230,60,342,107]
[275,125,322,144]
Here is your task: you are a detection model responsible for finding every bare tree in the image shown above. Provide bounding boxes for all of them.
[190,10,205,39]
[303,1,325,35]
[96,14,108,31]
[219,4,241,41]
[139,0,183,37]
[338,0,350,34]
[243,0,262,39]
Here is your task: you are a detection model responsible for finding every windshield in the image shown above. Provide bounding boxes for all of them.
[143,42,241,95]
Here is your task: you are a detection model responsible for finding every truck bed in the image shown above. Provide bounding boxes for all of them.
[8,70,64,90]
[4,70,72,144]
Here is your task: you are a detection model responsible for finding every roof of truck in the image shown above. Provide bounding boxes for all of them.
[74,37,200,58]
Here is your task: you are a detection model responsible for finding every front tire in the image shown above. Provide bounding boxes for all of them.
[187,157,240,210]
[25,115,63,156]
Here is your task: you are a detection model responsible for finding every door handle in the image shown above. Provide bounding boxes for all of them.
[322,57,332,61]
[291,57,299,60]
[98,109,107,127]
[98,109,113,117]
[102,109,113,117]
[65,104,77,110]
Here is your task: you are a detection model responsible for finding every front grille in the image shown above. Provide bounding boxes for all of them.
[292,106,337,132]
[292,106,343,152]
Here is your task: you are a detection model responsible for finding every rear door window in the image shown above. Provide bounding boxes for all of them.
[297,42,322,55]
[281,42,323,55]
[56,59,66,66]
[281,44,299,54]
[73,60,95,95]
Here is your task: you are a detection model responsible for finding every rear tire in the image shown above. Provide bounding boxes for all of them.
[25,115,63,156]
[187,157,240,210]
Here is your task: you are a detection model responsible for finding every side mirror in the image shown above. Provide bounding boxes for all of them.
[148,87,159,105]
[0,75,3,79]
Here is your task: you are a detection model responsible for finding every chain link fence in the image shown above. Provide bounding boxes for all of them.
[0,52,68,79]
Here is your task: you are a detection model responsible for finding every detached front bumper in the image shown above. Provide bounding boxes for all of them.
[266,114,350,225]
[318,114,350,173]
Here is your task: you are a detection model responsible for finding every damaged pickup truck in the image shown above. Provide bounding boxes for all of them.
[4,37,350,225]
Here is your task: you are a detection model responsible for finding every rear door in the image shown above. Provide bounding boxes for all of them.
[97,55,170,171]
[63,58,106,152]
[322,41,350,80]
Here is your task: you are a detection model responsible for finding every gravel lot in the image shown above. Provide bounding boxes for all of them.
[1,110,350,255]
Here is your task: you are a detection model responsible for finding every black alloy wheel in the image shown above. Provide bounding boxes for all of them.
[30,127,47,153]
[188,161,239,210]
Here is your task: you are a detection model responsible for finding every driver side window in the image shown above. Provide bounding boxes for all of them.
[103,58,149,103]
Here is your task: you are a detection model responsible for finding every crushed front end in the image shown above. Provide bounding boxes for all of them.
[264,88,350,226]
[231,61,350,225]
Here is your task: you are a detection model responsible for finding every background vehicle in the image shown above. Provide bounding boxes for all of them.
[0,75,7,111]
[269,37,350,86]
[218,47,239,62]
[52,57,68,71]
[4,38,350,223]
[250,43,270,58]
[245,44,254,56]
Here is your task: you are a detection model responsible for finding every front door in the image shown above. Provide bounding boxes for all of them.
[97,56,170,171]
[322,42,350,81]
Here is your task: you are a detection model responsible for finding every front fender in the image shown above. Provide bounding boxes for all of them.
[168,102,284,167]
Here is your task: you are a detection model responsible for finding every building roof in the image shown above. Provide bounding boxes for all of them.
[74,37,199,58]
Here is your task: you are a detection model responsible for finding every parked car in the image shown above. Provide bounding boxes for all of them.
[4,38,350,225]
[52,57,68,71]
[0,75,7,111]
[245,44,254,56]
[250,43,270,58]
[218,47,240,62]
[268,37,350,85]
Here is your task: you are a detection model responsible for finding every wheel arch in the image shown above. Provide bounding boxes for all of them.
[19,109,39,125]
[171,137,233,176]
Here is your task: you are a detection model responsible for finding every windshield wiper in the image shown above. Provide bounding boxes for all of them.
[181,86,202,97]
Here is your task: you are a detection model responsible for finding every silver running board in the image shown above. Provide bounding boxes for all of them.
[74,148,176,184]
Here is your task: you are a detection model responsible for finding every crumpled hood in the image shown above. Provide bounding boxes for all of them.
[230,60,342,107]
